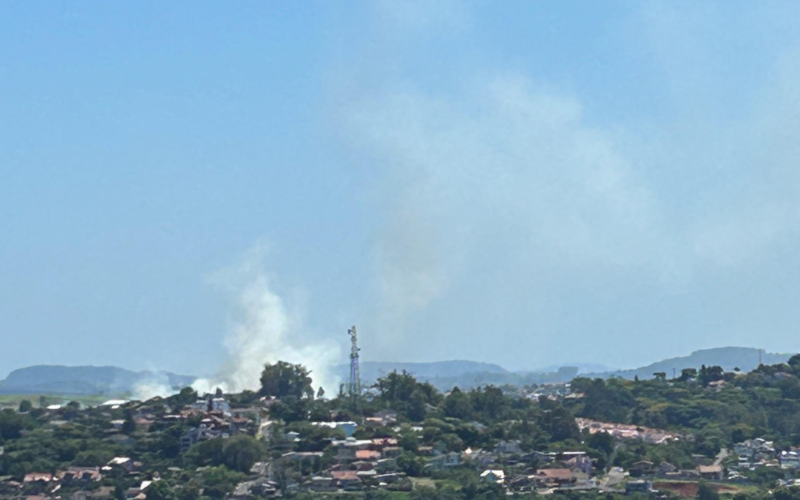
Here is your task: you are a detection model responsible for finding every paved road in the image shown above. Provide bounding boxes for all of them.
[601,467,627,492]
[714,448,730,467]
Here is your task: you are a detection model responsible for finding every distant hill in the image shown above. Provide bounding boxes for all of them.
[536,363,615,374]
[0,365,196,396]
[339,361,584,391]
[4,347,794,396]
[595,347,794,380]
[340,360,508,384]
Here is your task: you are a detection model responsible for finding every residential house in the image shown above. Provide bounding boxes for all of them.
[330,471,361,490]
[371,438,398,448]
[313,421,357,437]
[508,475,538,492]
[104,457,136,473]
[210,398,230,415]
[282,452,323,462]
[532,451,556,463]
[781,450,800,469]
[232,479,277,498]
[534,469,574,489]
[23,474,53,486]
[180,424,224,452]
[366,410,398,427]
[355,450,381,461]
[564,453,593,475]
[735,438,775,462]
[374,473,405,485]
[495,440,522,455]
[59,467,102,483]
[308,476,335,492]
[630,460,655,478]
[357,470,378,482]
[480,470,505,485]
[462,449,496,467]
[426,452,461,471]
[698,465,723,481]
[625,480,652,494]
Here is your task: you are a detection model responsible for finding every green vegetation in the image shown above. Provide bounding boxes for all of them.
[3,357,800,500]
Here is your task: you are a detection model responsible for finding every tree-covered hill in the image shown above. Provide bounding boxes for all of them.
[0,365,195,396]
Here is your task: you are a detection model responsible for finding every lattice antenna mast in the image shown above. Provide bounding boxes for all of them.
[348,326,361,398]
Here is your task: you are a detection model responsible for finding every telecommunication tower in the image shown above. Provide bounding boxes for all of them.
[348,326,361,398]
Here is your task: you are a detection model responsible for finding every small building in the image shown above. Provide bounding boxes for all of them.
[330,471,361,489]
[426,452,461,471]
[781,451,800,469]
[658,462,677,476]
[105,457,136,473]
[480,469,505,485]
[313,421,357,437]
[495,440,522,455]
[630,460,655,478]
[625,480,652,494]
[698,465,723,481]
[534,468,573,489]
[23,473,53,485]
[59,467,102,482]
[355,450,381,461]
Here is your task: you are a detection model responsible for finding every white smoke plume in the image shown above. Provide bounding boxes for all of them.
[132,372,174,401]
[192,250,341,396]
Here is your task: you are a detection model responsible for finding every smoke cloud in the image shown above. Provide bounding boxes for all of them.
[132,372,174,401]
[130,248,341,400]
[192,249,341,395]
[333,1,800,368]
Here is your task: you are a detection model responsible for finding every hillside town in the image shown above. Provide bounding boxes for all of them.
[3,355,800,500]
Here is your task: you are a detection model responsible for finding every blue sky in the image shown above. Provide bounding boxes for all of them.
[3,1,800,380]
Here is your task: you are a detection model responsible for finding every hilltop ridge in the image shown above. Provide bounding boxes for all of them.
[0,365,195,396]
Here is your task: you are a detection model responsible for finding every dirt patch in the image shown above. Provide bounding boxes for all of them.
[654,482,739,497]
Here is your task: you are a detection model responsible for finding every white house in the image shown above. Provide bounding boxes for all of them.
[480,469,505,485]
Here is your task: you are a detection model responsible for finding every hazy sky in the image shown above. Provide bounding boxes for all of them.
[3,1,800,379]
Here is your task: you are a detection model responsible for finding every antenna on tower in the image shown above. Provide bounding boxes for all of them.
[348,326,361,398]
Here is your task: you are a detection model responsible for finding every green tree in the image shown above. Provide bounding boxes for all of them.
[171,387,199,410]
[679,368,698,382]
[397,452,425,477]
[18,400,33,413]
[697,481,719,500]
[221,435,263,473]
[699,366,725,387]
[587,430,615,456]
[121,410,136,435]
[408,388,428,422]
[444,387,472,419]
[146,481,177,500]
[185,438,226,467]
[0,409,30,440]
[399,430,419,452]
[788,354,800,376]
[200,466,246,499]
[259,361,313,399]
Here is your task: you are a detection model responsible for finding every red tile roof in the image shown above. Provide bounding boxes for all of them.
[355,450,381,460]
[331,471,360,481]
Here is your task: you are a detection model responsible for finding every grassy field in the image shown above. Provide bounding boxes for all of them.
[0,394,111,410]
